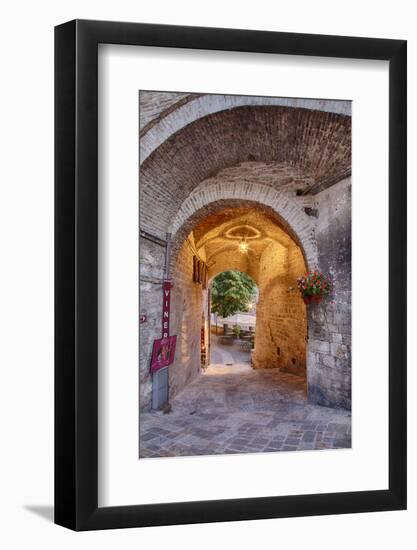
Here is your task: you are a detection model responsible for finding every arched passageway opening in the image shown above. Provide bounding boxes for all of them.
[139,95,351,418]
[209,269,258,369]
[168,204,308,402]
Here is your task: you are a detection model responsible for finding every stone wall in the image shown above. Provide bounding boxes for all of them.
[139,238,166,411]
[307,178,352,409]
[254,241,307,375]
[169,234,205,400]
[139,232,206,411]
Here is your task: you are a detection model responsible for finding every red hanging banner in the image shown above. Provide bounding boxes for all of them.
[150,335,177,373]
[162,280,172,338]
[150,280,175,373]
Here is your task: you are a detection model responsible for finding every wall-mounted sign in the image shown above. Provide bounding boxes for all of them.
[162,280,172,338]
[150,335,177,373]
[150,280,177,373]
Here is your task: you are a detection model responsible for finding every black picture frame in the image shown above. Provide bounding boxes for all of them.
[55,19,407,531]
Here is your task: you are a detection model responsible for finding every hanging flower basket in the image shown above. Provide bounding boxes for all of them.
[297,270,331,305]
[302,295,323,305]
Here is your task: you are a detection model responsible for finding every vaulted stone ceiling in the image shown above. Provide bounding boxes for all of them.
[189,206,302,283]
[194,207,293,251]
[140,93,351,158]
[140,105,351,239]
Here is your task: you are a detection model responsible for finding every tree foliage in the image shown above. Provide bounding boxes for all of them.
[211,270,256,318]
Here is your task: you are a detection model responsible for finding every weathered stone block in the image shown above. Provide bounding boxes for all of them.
[310,339,330,354]
[330,342,348,359]
[322,354,336,368]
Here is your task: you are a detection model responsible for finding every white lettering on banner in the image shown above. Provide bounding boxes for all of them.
[161,281,172,339]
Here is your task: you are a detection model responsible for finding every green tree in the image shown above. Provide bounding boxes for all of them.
[211,270,256,318]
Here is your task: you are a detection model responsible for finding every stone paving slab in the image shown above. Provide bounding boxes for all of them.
[140,342,351,458]
[139,364,351,458]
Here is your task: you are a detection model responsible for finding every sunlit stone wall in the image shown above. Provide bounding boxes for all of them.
[169,234,206,401]
[253,241,307,375]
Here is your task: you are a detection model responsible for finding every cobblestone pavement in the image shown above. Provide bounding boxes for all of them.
[140,339,351,458]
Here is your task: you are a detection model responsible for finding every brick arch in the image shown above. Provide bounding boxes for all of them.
[169,195,316,273]
[140,105,351,240]
[140,94,351,162]
[170,199,308,382]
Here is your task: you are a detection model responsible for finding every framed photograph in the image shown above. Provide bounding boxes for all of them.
[55,20,406,530]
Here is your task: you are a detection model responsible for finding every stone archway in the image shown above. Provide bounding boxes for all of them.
[168,176,317,269]
[140,93,351,162]
[168,199,309,402]
[139,99,351,413]
[139,104,351,242]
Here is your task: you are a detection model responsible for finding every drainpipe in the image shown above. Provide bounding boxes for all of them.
[164,233,172,280]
